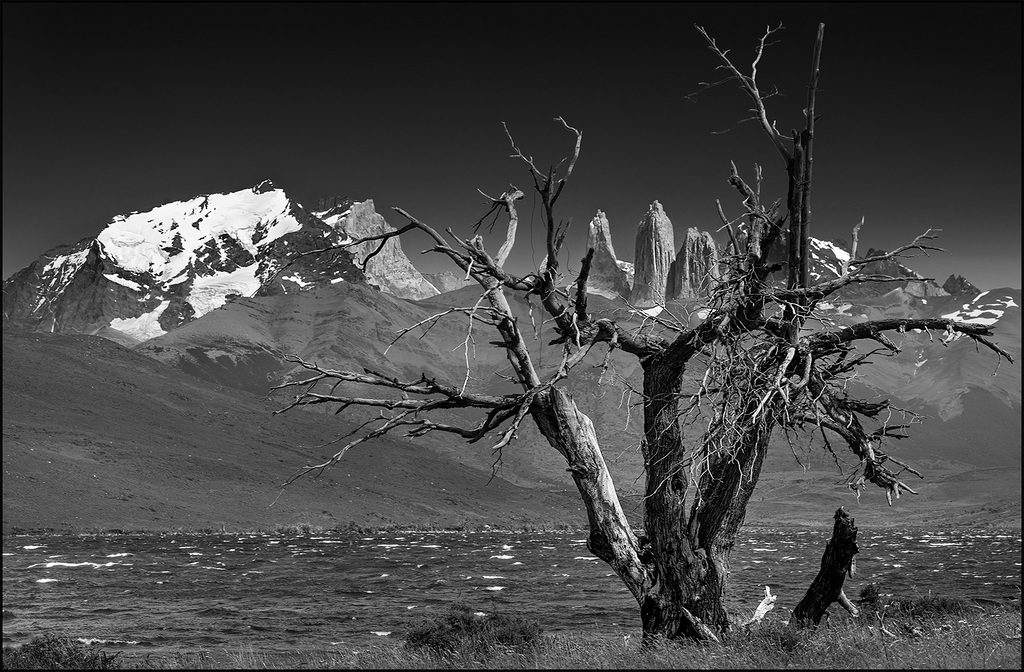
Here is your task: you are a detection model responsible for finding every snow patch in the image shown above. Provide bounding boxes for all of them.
[319,210,351,228]
[941,310,1000,326]
[103,274,142,291]
[941,292,1012,326]
[108,301,170,341]
[36,250,91,311]
[809,238,849,277]
[188,265,260,317]
[43,249,89,276]
[96,187,300,279]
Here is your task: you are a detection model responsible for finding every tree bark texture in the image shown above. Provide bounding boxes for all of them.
[793,507,859,626]
[529,387,649,602]
[631,357,775,642]
[637,360,721,641]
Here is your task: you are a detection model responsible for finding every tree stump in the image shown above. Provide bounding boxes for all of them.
[793,507,860,626]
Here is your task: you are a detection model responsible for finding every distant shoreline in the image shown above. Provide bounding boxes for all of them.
[4,521,1021,538]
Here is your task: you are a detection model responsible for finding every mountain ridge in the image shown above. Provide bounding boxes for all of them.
[5,181,989,344]
[3,182,1018,533]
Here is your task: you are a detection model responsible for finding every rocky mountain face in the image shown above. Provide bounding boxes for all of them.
[585,211,631,299]
[2,182,449,343]
[758,233,952,300]
[629,201,675,307]
[943,274,981,296]
[821,287,1022,421]
[2,181,368,342]
[3,180,995,350]
[314,199,439,300]
[854,247,950,298]
[666,228,720,300]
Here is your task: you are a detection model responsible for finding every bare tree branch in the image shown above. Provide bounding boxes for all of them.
[695,23,793,162]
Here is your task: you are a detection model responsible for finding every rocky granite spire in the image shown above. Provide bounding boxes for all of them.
[629,201,675,307]
[585,210,631,299]
[666,228,720,300]
[340,200,440,300]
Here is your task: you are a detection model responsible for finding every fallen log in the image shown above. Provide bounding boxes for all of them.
[793,506,860,626]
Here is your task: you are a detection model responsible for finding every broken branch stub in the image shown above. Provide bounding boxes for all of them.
[793,507,859,626]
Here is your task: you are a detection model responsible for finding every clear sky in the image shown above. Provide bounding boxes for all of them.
[3,2,1021,289]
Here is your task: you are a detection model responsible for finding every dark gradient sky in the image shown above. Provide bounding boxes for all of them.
[3,2,1021,289]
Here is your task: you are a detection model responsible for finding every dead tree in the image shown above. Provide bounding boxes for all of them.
[272,25,1013,642]
[793,507,860,626]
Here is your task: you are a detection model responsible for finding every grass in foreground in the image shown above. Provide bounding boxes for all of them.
[3,598,1020,670]
[0,633,123,670]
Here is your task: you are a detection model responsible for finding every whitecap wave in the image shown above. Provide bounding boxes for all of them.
[76,638,139,646]
[28,561,124,569]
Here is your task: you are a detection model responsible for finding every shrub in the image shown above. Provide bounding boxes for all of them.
[1,633,122,670]
[404,603,542,657]
[887,595,970,618]
[857,583,882,609]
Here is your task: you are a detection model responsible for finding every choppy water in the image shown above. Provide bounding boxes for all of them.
[2,528,1020,657]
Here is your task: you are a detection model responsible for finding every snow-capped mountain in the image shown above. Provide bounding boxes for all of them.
[761,232,950,300]
[942,289,1019,326]
[2,181,441,342]
[1,181,1007,356]
[809,286,1021,421]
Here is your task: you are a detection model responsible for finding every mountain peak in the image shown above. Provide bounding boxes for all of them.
[943,274,981,296]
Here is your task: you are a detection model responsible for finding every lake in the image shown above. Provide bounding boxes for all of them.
[2,528,1020,658]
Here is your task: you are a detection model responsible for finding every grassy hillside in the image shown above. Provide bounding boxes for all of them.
[3,319,1019,533]
[2,329,586,534]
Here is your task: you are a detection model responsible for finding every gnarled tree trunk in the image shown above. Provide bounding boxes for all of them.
[633,353,776,642]
[637,360,720,641]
